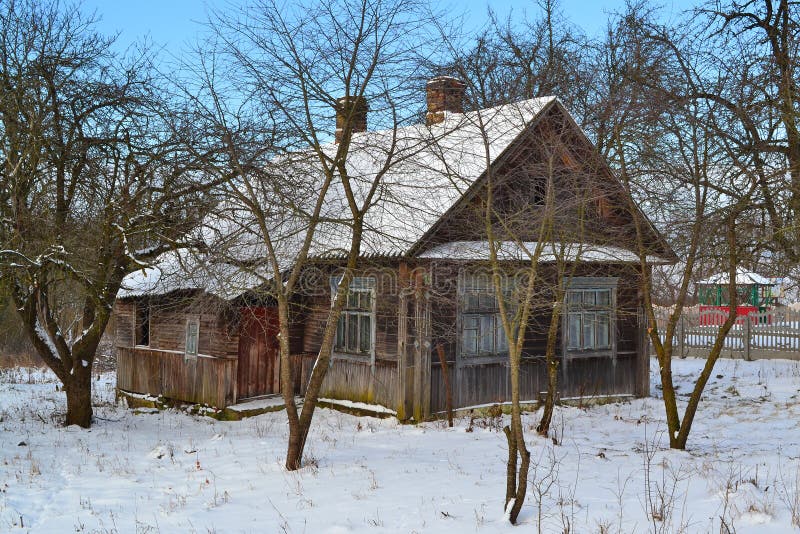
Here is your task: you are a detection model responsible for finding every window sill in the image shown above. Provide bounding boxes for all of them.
[333,352,373,363]
[565,350,614,359]
[458,355,509,366]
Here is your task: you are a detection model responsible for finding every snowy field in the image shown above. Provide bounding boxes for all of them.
[2,358,800,533]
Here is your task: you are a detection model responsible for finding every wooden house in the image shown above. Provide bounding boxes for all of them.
[114,77,675,419]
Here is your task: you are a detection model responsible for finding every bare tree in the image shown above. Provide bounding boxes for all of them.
[190,0,436,470]
[0,0,217,427]
[695,0,800,263]
[432,0,593,120]
[426,4,607,522]
[600,5,758,449]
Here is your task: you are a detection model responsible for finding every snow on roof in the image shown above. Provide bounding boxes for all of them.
[697,267,774,286]
[307,96,556,257]
[417,240,672,264]
[117,248,266,300]
[119,97,562,299]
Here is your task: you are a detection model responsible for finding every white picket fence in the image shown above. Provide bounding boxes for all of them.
[655,307,800,360]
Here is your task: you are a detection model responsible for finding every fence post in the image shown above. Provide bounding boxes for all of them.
[744,313,752,361]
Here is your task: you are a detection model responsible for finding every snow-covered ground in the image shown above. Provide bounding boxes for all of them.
[2,358,800,533]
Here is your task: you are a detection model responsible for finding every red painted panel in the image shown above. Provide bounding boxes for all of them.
[237,307,279,398]
[698,305,763,325]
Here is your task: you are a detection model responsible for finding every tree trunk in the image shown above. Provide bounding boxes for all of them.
[285,263,357,470]
[64,369,92,428]
[286,422,312,470]
[537,300,562,436]
[277,299,303,471]
[286,425,304,471]
[504,420,530,524]
[504,348,530,524]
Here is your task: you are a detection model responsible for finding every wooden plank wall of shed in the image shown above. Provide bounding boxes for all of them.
[147,297,238,358]
[113,294,238,358]
[114,301,136,348]
[114,294,240,407]
[117,347,237,407]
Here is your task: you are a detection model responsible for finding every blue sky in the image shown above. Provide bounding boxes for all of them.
[82,0,700,56]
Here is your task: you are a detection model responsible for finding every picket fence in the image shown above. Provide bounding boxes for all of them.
[654,307,800,360]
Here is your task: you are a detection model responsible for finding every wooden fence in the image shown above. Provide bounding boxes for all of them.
[117,347,238,407]
[655,307,800,360]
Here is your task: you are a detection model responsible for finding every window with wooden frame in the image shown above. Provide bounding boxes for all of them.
[565,278,616,353]
[331,276,375,358]
[184,316,200,358]
[459,271,512,358]
[134,299,150,347]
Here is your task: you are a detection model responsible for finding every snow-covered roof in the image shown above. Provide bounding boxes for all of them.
[305,96,557,257]
[418,241,671,264]
[120,96,670,300]
[120,97,559,299]
[697,267,775,286]
[117,249,266,300]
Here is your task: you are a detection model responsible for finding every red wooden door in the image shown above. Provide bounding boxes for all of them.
[237,307,280,398]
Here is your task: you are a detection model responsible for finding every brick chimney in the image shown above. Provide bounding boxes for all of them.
[426,76,466,126]
[335,95,368,143]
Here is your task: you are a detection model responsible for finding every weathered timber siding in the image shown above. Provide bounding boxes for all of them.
[148,307,237,359]
[427,262,647,414]
[297,265,402,412]
[420,103,667,258]
[431,355,639,413]
[113,293,240,407]
[114,300,135,348]
[114,293,239,358]
[117,347,237,407]
[303,358,399,409]
[300,266,399,361]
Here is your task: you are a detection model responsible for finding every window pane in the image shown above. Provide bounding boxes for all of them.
[347,313,358,352]
[480,315,494,353]
[360,292,372,310]
[464,293,480,312]
[495,315,508,352]
[350,276,374,290]
[474,273,491,291]
[597,313,610,349]
[583,291,596,305]
[568,291,581,305]
[463,315,479,330]
[597,290,611,306]
[583,312,596,349]
[359,315,372,353]
[136,304,150,346]
[348,291,359,309]
[335,315,345,350]
[479,293,497,310]
[186,321,198,354]
[567,313,581,349]
[462,319,478,355]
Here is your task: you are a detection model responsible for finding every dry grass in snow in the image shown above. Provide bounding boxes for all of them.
[2,357,800,533]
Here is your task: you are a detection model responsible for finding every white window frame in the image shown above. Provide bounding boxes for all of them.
[331,276,376,361]
[184,315,200,360]
[563,277,617,357]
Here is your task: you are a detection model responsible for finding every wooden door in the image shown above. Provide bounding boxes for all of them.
[237,307,280,398]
